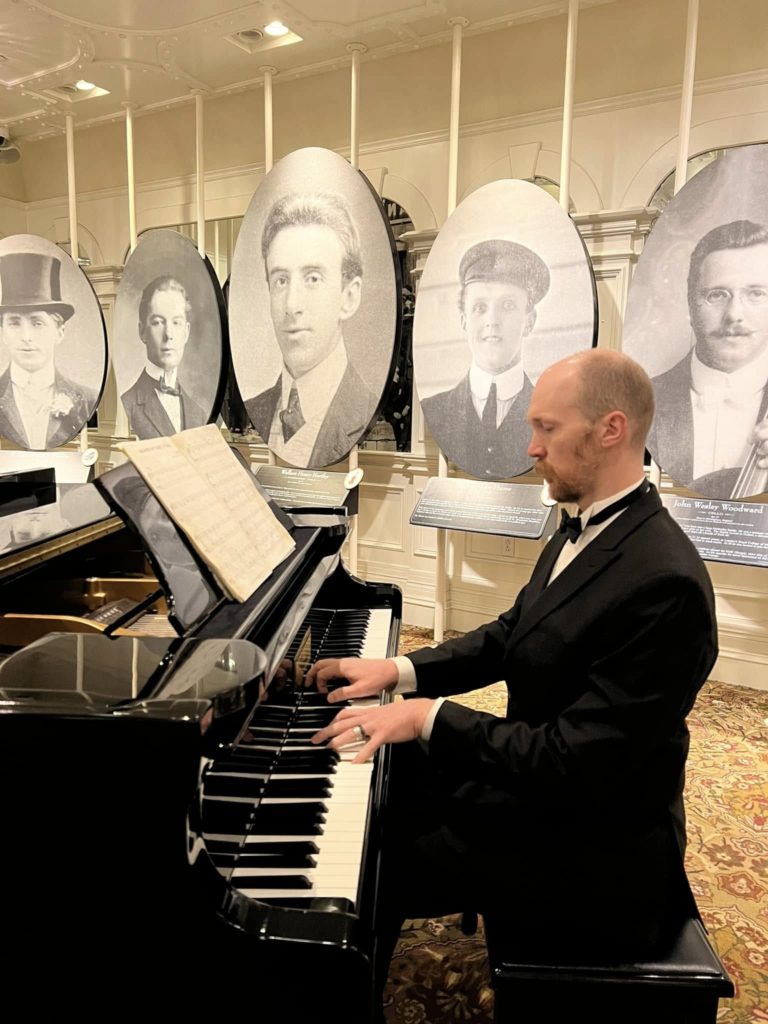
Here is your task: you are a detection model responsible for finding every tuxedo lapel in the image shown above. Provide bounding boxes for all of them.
[510,488,662,649]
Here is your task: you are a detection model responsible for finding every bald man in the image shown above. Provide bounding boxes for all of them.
[309,349,717,1012]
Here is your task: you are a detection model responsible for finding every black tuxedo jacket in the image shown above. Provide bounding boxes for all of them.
[422,372,534,479]
[121,369,207,440]
[408,486,717,946]
[244,361,378,468]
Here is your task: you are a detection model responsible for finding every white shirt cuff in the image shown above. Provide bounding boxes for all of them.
[392,655,417,693]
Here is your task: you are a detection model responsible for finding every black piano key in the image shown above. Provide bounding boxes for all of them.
[248,819,324,836]
[263,778,332,798]
[234,874,313,889]
[204,774,265,799]
[201,800,255,835]
[234,849,317,869]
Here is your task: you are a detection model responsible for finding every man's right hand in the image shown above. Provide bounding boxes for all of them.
[305,657,399,703]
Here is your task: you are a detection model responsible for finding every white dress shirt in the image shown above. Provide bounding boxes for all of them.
[393,477,647,741]
[269,340,348,465]
[144,361,182,434]
[10,362,55,450]
[690,348,768,481]
[468,360,525,428]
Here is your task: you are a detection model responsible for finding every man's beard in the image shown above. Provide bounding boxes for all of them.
[534,431,600,507]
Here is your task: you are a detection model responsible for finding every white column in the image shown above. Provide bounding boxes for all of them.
[194,92,205,259]
[65,114,89,453]
[433,16,468,642]
[124,104,138,253]
[261,66,276,173]
[559,0,579,214]
[347,42,367,577]
[651,0,699,490]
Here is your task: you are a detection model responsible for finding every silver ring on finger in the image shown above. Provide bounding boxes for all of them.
[353,724,368,743]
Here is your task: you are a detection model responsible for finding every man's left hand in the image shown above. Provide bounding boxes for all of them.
[311,698,434,764]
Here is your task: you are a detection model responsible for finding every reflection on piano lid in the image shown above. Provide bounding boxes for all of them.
[0,466,56,517]
[0,632,266,728]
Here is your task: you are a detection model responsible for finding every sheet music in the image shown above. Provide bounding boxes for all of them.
[120,425,295,602]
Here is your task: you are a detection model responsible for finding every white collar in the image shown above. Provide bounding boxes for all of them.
[280,340,348,422]
[578,477,646,528]
[468,359,524,402]
[145,361,178,387]
[690,345,768,396]
[10,362,55,390]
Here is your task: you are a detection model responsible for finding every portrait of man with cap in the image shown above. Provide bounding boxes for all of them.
[421,238,550,479]
[0,250,98,450]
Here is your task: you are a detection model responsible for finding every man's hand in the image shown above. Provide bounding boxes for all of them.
[752,420,768,469]
[311,698,434,764]
[305,657,398,703]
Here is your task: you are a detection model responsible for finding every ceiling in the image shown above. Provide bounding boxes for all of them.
[0,0,617,141]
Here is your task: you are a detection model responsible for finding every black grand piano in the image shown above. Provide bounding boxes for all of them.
[0,464,401,1018]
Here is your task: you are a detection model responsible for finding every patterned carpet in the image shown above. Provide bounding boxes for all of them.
[384,626,768,1024]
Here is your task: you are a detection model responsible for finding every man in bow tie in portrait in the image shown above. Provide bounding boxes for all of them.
[0,251,97,450]
[121,275,206,439]
[244,192,379,468]
[307,348,717,1020]
[648,219,768,497]
[421,238,550,479]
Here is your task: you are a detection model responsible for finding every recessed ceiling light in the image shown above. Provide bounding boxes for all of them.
[238,28,263,42]
[75,79,95,91]
[264,21,290,37]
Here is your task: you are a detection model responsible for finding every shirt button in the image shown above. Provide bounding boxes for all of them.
[487,446,493,453]
[485,469,492,475]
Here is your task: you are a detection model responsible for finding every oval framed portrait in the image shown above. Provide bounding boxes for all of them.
[113,229,227,440]
[228,146,401,469]
[0,233,107,450]
[413,179,597,480]
[623,143,768,500]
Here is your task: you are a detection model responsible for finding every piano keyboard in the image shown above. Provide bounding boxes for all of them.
[203,605,392,910]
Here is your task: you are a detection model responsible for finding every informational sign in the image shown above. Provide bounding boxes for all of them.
[255,465,359,515]
[410,477,555,539]
[661,493,768,568]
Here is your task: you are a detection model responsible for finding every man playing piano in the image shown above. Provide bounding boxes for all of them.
[308,348,717,1010]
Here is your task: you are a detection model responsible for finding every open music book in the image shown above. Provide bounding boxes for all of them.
[120,424,295,602]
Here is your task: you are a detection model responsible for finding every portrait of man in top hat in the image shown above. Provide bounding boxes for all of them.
[421,238,550,479]
[243,191,379,468]
[121,275,207,440]
[0,250,98,450]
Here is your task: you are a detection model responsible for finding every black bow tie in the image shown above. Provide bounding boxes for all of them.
[153,380,181,398]
[559,481,650,544]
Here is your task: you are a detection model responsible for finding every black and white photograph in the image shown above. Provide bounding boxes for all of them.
[113,229,227,440]
[228,146,400,469]
[414,179,597,480]
[0,234,106,451]
[623,143,768,500]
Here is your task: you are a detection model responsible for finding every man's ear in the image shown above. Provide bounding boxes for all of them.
[600,410,628,448]
[523,308,537,337]
[339,276,362,321]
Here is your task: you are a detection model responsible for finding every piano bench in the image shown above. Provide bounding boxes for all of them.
[483,914,734,1024]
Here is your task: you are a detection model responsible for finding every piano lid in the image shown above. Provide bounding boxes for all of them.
[0,632,267,721]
